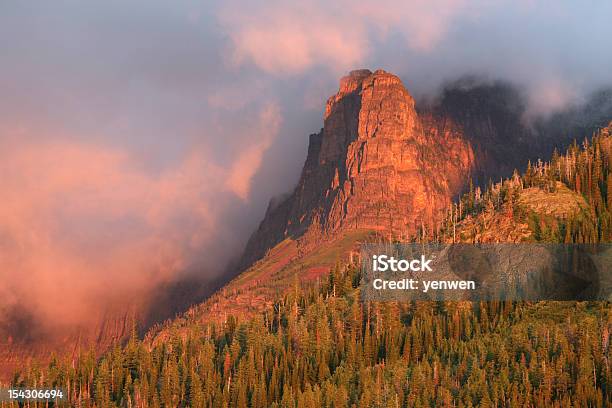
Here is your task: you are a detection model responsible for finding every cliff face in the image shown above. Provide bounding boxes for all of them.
[242,69,474,266]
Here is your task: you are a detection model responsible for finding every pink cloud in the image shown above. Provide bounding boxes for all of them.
[0,102,281,335]
[217,0,472,74]
[218,2,366,74]
[225,103,282,199]
[0,139,220,329]
[525,76,578,119]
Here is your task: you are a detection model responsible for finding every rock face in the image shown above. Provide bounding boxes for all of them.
[242,69,474,266]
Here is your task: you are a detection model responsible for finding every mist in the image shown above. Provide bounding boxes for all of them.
[2,0,612,342]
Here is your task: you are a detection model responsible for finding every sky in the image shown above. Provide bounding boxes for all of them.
[2,0,612,336]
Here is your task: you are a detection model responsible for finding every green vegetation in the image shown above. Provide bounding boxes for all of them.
[12,269,612,407]
[429,125,612,245]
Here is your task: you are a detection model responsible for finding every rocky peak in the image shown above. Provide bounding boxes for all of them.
[240,69,474,267]
[320,69,419,164]
[334,69,372,99]
[326,69,408,119]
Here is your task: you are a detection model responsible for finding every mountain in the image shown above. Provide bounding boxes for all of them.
[241,70,604,270]
[241,69,474,268]
[5,68,612,386]
[16,123,612,407]
[144,70,611,337]
[422,76,534,183]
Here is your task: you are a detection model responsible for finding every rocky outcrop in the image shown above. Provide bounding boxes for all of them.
[242,69,475,266]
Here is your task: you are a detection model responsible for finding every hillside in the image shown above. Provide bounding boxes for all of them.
[16,278,611,407]
[148,172,598,346]
[149,230,374,346]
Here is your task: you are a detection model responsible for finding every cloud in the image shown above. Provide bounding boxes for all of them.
[0,140,211,330]
[226,103,282,199]
[217,0,471,74]
[215,0,612,119]
[217,2,365,74]
[0,101,280,337]
[527,78,579,118]
[352,0,472,51]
